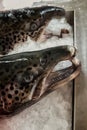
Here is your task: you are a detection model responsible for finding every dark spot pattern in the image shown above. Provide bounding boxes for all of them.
[0,6,65,55]
[0,62,44,112]
[0,6,73,117]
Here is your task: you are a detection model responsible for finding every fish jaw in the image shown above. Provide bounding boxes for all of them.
[37,46,81,96]
[42,58,81,94]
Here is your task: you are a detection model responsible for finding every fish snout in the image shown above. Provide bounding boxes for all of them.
[39,45,76,70]
[54,7,65,17]
[39,6,65,19]
[67,46,76,57]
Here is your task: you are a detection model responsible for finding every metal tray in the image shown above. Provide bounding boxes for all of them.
[33,1,87,130]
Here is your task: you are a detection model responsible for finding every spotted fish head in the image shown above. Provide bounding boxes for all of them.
[0,6,65,55]
[0,45,80,117]
[17,6,65,41]
[21,6,65,41]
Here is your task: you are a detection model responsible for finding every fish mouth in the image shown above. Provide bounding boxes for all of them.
[40,51,81,96]
[46,57,80,90]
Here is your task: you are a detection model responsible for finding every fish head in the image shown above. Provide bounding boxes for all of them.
[0,6,65,55]
[0,45,80,117]
[27,6,65,41]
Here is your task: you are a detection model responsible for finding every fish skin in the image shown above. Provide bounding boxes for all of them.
[0,45,81,117]
[0,6,65,55]
[0,6,81,118]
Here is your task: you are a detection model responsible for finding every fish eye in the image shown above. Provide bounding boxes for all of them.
[23,72,34,83]
[24,74,33,83]
[30,22,38,31]
[40,56,47,66]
